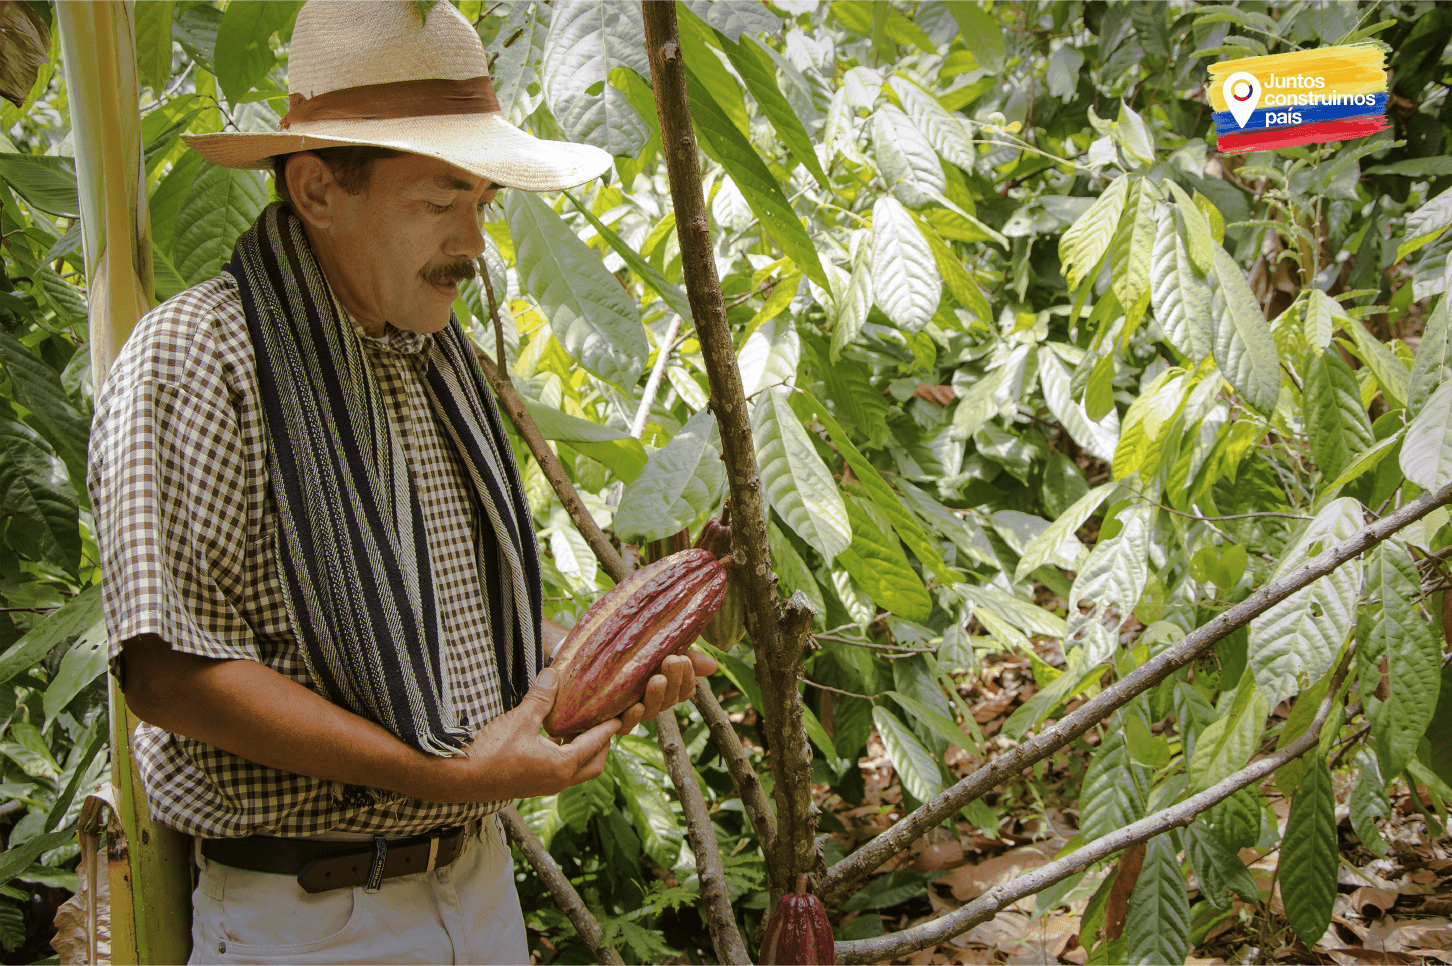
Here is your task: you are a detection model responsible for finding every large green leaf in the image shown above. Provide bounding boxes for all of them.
[799,390,954,585]
[1078,724,1145,842]
[947,2,1004,71]
[837,496,932,622]
[519,398,647,484]
[679,0,777,41]
[213,0,298,105]
[1407,290,1449,413]
[1249,497,1362,707]
[563,192,692,323]
[0,155,78,218]
[1189,679,1268,793]
[539,0,650,156]
[0,584,102,687]
[1065,504,1153,667]
[1125,834,1192,966]
[1149,212,1212,361]
[1038,349,1119,462]
[1209,246,1281,417]
[611,737,682,869]
[0,416,79,573]
[871,705,943,805]
[0,831,73,890]
[41,615,106,730]
[1281,757,1338,946]
[174,161,268,286]
[0,332,89,468]
[1402,380,1452,492]
[686,62,828,289]
[829,248,874,360]
[871,105,945,206]
[718,34,828,188]
[1305,348,1375,482]
[1345,315,1410,411]
[505,191,648,389]
[612,407,721,542]
[1164,179,1215,274]
[1013,482,1117,582]
[1185,822,1260,909]
[917,220,991,323]
[1110,179,1155,312]
[768,521,826,621]
[485,0,548,124]
[952,582,1066,638]
[752,385,851,562]
[1349,749,1390,857]
[148,148,205,260]
[1059,174,1128,290]
[134,1,176,92]
[887,75,976,173]
[872,195,939,332]
[1363,540,1442,781]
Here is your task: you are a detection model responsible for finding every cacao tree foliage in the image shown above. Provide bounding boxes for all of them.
[0,0,1450,962]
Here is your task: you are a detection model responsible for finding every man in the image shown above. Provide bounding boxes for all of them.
[86,2,713,963]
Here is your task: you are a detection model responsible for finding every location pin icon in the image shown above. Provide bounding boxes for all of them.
[1225,71,1262,129]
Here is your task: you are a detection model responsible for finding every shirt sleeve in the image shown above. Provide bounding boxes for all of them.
[89,363,263,671]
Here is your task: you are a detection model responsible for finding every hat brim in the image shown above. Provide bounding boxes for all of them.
[181,112,613,192]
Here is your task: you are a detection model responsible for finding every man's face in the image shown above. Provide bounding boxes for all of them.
[318,153,499,336]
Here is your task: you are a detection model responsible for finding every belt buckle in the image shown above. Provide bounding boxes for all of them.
[364,836,388,893]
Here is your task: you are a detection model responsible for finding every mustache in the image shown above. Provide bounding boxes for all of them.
[419,259,477,286]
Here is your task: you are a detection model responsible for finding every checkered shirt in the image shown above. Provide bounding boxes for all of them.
[87,274,514,838]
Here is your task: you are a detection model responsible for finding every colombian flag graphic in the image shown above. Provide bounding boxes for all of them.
[1209,43,1390,154]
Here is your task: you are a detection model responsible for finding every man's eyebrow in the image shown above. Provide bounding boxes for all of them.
[430,175,477,191]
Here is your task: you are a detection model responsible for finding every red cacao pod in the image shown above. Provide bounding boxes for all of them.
[543,548,727,737]
[694,515,745,649]
[760,876,834,965]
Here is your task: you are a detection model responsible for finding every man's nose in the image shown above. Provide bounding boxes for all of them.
[445,206,488,262]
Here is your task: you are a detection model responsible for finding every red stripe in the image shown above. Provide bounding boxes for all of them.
[1215,116,1389,154]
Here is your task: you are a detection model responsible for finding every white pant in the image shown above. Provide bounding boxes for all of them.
[189,818,529,965]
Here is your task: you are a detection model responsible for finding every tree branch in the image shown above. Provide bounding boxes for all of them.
[692,677,777,854]
[655,709,753,964]
[642,0,818,895]
[498,806,626,966]
[835,650,1354,963]
[817,480,1452,907]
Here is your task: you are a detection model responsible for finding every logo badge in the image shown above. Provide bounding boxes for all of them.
[1224,71,1262,129]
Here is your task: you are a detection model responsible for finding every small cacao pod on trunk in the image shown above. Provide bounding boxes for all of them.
[543,548,728,738]
[760,875,833,965]
[694,514,745,649]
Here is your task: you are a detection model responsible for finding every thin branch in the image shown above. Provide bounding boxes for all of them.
[656,709,752,965]
[631,312,683,439]
[836,652,1351,963]
[816,480,1452,907]
[692,677,777,854]
[642,0,819,895]
[498,806,626,966]
[801,678,888,700]
[475,266,628,584]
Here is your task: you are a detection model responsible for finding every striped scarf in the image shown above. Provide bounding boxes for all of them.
[229,203,541,756]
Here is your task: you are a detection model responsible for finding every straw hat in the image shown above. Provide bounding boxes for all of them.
[182,0,612,192]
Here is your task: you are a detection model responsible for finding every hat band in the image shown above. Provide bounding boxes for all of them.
[279,76,500,129]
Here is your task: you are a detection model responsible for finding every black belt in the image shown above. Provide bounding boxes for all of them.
[200,823,473,894]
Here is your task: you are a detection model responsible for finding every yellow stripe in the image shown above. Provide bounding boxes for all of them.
[1208,43,1387,111]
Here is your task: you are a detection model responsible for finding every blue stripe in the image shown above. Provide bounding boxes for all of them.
[1213,92,1386,136]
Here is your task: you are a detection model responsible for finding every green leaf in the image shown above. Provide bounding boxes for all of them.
[612,737,682,869]
[1189,681,1268,793]
[887,75,976,173]
[1305,348,1375,482]
[563,192,692,323]
[1281,757,1338,946]
[1349,750,1389,858]
[174,161,268,286]
[1185,822,1260,909]
[917,219,991,324]
[1014,482,1117,582]
[801,703,837,759]
[1059,174,1129,291]
[872,705,943,805]
[505,191,648,389]
[518,398,647,484]
[0,585,102,686]
[0,331,89,468]
[41,616,106,730]
[1324,429,1404,493]
[686,62,828,289]
[1407,294,1449,414]
[1249,497,1362,707]
[1364,157,1452,177]
[719,35,828,188]
[872,195,940,332]
[1110,179,1155,312]
[1402,381,1452,492]
[1203,787,1261,852]
[953,582,1067,638]
[799,390,955,585]
[752,385,851,562]
[1209,246,1280,416]
[887,690,973,752]
[1125,834,1191,966]
[1149,212,1212,361]
[0,416,79,573]
[1078,724,1145,841]
[148,148,204,260]
[0,155,78,217]
[1066,505,1154,667]
[0,831,73,889]
[1038,349,1120,463]
[679,0,777,41]
[213,1,298,105]
[134,1,175,93]
[613,407,721,543]
[768,521,825,622]
[837,496,932,622]
[45,724,107,833]
[948,2,1004,71]
[830,248,874,360]
[1342,316,1410,411]
[1364,540,1442,781]
[540,0,650,155]
[872,104,946,206]
[1164,179,1215,275]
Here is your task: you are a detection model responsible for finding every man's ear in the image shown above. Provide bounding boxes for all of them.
[285,152,336,229]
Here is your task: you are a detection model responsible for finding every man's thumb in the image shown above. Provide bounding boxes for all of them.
[522,668,558,718]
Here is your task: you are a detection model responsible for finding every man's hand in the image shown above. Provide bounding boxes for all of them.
[615,650,718,734]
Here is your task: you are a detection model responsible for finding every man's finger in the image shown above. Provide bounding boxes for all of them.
[514,668,559,728]
[687,649,717,677]
[565,718,619,763]
[618,702,646,735]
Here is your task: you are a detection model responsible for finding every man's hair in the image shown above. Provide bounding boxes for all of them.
[270,145,406,211]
